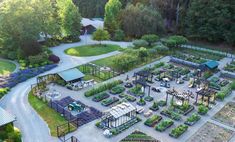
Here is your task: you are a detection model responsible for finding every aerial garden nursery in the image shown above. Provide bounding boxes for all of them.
[0,0,234,142]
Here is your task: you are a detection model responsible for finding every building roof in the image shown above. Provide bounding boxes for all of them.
[0,107,16,127]
[203,60,219,69]
[105,102,136,119]
[81,18,103,29]
[58,68,85,82]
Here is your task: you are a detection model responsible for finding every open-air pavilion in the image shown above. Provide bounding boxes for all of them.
[101,102,137,129]
[57,68,85,83]
[0,107,16,129]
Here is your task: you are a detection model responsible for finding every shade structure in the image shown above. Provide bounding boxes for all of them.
[0,107,16,127]
[58,68,85,82]
[203,60,219,69]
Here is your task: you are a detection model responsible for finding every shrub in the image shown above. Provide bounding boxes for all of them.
[231,80,235,90]
[48,54,60,63]
[198,105,209,115]
[0,88,10,99]
[113,29,125,41]
[141,34,159,46]
[28,52,49,65]
[110,86,125,94]
[133,39,148,48]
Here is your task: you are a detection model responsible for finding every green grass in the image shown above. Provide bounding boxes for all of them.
[28,91,76,136]
[64,44,122,57]
[0,59,16,75]
[92,55,117,69]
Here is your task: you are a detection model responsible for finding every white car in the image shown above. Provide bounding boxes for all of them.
[144,110,153,117]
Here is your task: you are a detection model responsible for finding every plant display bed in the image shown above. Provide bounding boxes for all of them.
[101,97,119,106]
[85,80,123,97]
[120,130,160,142]
[213,102,235,128]
[144,115,162,127]
[128,85,145,97]
[92,92,110,102]
[110,86,125,95]
[157,100,167,107]
[173,104,195,115]
[144,96,154,102]
[155,119,174,132]
[119,93,136,102]
[160,109,181,121]
[173,53,207,64]
[224,61,235,72]
[184,113,201,126]
[186,122,234,142]
[169,124,188,138]
[109,117,141,136]
[149,102,159,111]
[137,98,146,106]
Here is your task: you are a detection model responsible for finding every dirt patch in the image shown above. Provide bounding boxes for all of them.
[186,122,234,142]
[214,102,235,128]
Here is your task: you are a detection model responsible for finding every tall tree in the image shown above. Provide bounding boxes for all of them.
[92,28,110,44]
[104,0,122,35]
[0,0,57,57]
[120,4,164,38]
[184,0,235,45]
[58,0,81,38]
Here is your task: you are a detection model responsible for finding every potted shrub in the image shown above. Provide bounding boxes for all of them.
[149,102,159,111]
[169,124,188,138]
[155,119,174,132]
[198,105,209,115]
[184,113,201,126]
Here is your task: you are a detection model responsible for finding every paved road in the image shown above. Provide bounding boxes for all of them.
[0,35,131,142]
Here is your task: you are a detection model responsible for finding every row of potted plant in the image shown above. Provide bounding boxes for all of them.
[92,92,110,102]
[144,115,162,127]
[101,97,119,106]
[169,124,188,138]
[160,109,181,121]
[184,113,201,126]
[155,119,174,132]
[110,86,125,95]
[85,80,123,97]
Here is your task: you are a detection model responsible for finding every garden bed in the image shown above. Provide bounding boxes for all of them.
[160,109,181,121]
[213,102,235,128]
[101,97,119,106]
[186,122,234,142]
[155,119,174,132]
[169,124,188,138]
[172,104,195,115]
[92,92,110,102]
[120,130,160,142]
[184,113,201,126]
[128,85,145,97]
[110,85,125,95]
[144,115,162,127]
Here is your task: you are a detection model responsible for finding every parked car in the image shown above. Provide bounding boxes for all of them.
[152,87,161,92]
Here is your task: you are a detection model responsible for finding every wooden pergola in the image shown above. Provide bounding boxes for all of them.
[134,79,151,96]
[195,88,216,107]
[134,70,154,83]
[166,88,194,105]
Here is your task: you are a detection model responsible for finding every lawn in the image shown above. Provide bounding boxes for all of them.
[64,44,122,57]
[28,91,76,136]
[0,59,16,75]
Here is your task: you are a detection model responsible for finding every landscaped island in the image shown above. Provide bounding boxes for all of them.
[65,44,122,57]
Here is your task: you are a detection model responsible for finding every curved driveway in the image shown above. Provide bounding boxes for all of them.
[0,35,132,142]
